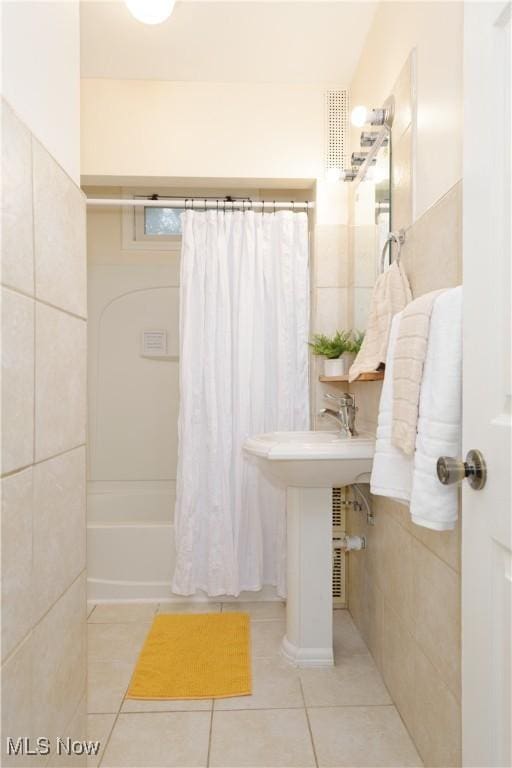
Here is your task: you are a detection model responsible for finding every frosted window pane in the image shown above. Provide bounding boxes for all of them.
[144,207,183,235]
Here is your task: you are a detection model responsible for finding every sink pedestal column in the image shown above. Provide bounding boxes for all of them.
[281,486,334,667]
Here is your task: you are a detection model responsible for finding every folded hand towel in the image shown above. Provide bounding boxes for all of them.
[349,262,412,382]
[370,312,414,503]
[391,289,446,455]
[409,286,462,531]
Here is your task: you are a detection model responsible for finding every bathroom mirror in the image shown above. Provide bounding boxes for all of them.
[351,140,391,330]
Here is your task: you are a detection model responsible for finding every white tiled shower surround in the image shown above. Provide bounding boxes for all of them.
[1,99,87,766]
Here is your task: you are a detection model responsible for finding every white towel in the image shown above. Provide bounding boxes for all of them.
[392,289,446,455]
[349,262,412,382]
[370,312,414,503]
[409,287,462,530]
[371,287,462,531]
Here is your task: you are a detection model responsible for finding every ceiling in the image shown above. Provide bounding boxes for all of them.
[80,1,377,85]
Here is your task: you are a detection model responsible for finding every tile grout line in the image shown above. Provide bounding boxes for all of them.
[97,655,136,767]
[1,442,87,479]
[1,568,86,668]
[299,679,319,768]
[206,700,214,767]
[1,281,88,322]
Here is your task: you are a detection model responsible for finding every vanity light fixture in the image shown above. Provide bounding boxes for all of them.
[360,131,389,148]
[351,152,377,167]
[350,101,393,129]
[342,169,357,182]
[125,0,175,25]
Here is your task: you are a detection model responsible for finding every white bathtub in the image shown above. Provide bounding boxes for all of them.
[87,480,280,605]
[87,480,176,602]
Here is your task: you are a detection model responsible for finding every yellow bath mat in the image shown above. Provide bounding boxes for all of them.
[126,612,251,700]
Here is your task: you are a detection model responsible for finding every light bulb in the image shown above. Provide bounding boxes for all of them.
[125,0,175,25]
[326,167,342,182]
[351,105,369,127]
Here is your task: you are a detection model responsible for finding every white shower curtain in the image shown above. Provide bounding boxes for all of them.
[172,209,310,597]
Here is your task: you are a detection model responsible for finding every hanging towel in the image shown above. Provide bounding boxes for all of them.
[391,289,446,455]
[370,312,414,504]
[349,262,412,382]
[409,286,462,530]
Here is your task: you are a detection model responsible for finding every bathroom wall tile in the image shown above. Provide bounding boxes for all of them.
[412,539,461,701]
[348,379,382,432]
[381,603,416,737]
[32,139,86,318]
[308,705,422,768]
[1,468,34,661]
[1,634,35,768]
[35,303,86,462]
[1,288,34,473]
[392,127,413,232]
[352,287,373,331]
[314,225,348,287]
[1,101,34,295]
[313,287,348,334]
[392,53,415,142]
[376,510,415,629]
[210,709,315,768]
[374,495,413,534]
[406,182,462,298]
[33,447,86,621]
[411,514,461,573]
[353,225,378,287]
[102,711,210,768]
[413,647,461,767]
[51,694,87,767]
[33,573,87,750]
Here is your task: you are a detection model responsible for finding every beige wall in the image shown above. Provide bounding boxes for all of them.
[81,79,328,182]
[350,1,463,221]
[1,1,81,184]
[346,5,464,766]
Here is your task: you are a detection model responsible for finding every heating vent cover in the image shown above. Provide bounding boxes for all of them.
[332,487,347,606]
[325,90,349,174]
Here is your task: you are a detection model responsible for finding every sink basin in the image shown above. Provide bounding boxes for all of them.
[244,430,375,488]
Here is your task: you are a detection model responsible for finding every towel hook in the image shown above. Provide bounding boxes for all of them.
[380,229,405,273]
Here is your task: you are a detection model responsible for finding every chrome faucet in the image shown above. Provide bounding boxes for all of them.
[319,393,358,438]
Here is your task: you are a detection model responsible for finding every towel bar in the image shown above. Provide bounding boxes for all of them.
[380,229,406,273]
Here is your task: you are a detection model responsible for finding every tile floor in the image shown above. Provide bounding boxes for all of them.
[87,602,422,767]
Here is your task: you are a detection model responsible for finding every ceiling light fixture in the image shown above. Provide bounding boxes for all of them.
[125,0,175,25]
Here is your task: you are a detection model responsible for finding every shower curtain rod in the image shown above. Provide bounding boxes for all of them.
[86,197,314,210]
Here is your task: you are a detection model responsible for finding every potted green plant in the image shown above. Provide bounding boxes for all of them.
[308,331,353,376]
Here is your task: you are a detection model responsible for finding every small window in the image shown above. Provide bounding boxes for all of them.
[144,207,183,236]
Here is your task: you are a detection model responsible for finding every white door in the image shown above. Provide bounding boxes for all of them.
[462,2,511,766]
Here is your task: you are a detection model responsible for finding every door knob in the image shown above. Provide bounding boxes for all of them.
[436,449,487,490]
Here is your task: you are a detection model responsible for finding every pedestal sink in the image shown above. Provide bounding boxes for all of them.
[244,430,375,667]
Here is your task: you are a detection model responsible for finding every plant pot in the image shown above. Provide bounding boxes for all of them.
[324,358,347,377]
